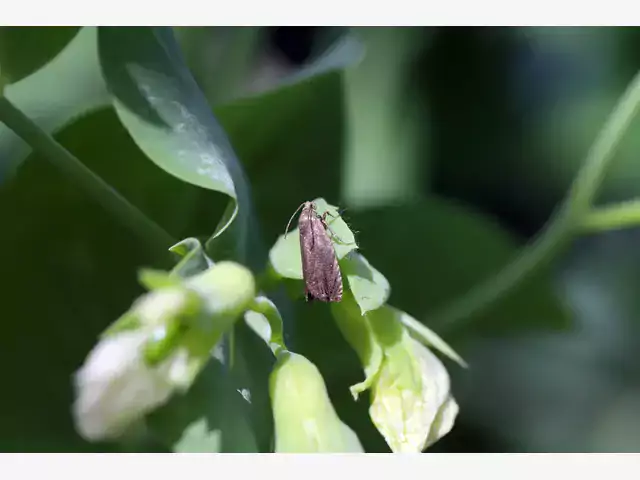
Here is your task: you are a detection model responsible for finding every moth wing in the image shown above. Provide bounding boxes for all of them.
[300,217,343,302]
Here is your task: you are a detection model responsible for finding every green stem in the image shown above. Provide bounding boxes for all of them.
[430,69,640,333]
[580,199,640,234]
[0,95,175,264]
[342,28,426,208]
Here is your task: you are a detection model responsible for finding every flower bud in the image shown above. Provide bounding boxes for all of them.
[332,292,460,452]
[72,261,256,442]
[369,336,458,452]
[72,330,174,441]
[270,351,364,453]
[366,307,459,453]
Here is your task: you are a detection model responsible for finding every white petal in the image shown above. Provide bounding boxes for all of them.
[412,339,459,448]
[135,289,187,327]
[72,331,174,441]
[370,337,458,453]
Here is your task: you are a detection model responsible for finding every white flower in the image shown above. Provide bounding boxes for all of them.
[72,261,257,442]
[369,337,459,453]
[72,330,175,441]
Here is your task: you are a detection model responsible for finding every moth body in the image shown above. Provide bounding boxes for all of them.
[289,201,343,303]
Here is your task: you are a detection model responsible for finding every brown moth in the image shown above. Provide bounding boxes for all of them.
[284,201,344,303]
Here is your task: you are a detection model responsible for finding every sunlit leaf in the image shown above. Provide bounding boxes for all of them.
[270,351,364,453]
[341,252,390,315]
[97,27,255,263]
[330,290,384,400]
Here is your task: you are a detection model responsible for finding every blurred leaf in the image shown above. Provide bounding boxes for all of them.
[169,237,214,278]
[147,359,258,452]
[174,27,261,106]
[0,102,238,451]
[454,230,640,452]
[264,31,364,96]
[0,61,258,454]
[533,91,640,205]
[14,105,225,242]
[518,28,631,210]
[590,389,640,452]
[138,269,182,291]
[215,71,346,247]
[176,27,363,108]
[0,154,157,452]
[0,27,110,182]
[144,312,272,453]
[0,27,80,83]
[97,27,255,263]
[347,198,571,338]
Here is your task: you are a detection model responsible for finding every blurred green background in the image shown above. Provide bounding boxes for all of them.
[2,26,640,452]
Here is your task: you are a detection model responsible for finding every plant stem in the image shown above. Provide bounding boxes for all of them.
[430,69,640,334]
[580,199,640,234]
[342,28,426,208]
[0,95,175,264]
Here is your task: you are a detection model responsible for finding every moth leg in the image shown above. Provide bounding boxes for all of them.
[304,286,315,303]
[321,220,355,246]
[321,211,357,245]
[323,210,339,221]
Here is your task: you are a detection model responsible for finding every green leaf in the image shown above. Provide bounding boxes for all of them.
[176,27,362,109]
[246,296,287,356]
[174,27,261,106]
[268,197,358,281]
[214,72,346,249]
[97,27,253,262]
[0,27,110,182]
[0,153,159,451]
[147,360,258,452]
[330,290,384,400]
[395,306,467,368]
[277,32,365,91]
[0,27,81,84]
[341,252,390,315]
[168,237,214,278]
[138,269,182,290]
[144,319,272,453]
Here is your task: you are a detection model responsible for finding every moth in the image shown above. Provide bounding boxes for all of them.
[284,201,346,303]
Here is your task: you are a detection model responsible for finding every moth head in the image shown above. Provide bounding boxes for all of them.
[284,201,316,239]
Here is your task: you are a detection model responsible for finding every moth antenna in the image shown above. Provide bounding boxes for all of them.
[284,202,306,239]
